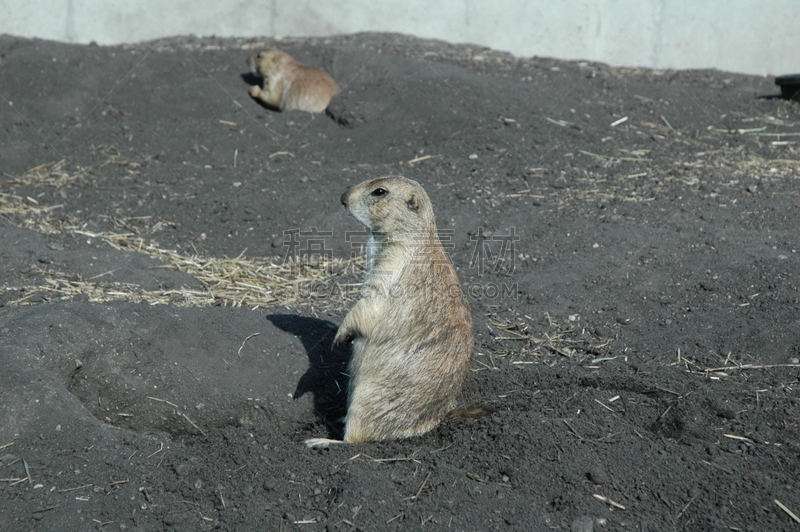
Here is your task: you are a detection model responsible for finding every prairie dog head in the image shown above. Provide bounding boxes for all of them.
[246,49,291,77]
[340,176,434,238]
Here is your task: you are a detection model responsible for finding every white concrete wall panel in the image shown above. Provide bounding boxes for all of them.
[0,0,797,75]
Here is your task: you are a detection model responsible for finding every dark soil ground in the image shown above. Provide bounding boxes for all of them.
[1,33,799,532]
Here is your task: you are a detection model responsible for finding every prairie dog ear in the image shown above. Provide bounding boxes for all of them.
[406,194,420,212]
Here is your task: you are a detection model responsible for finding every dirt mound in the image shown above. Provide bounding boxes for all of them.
[1,33,799,531]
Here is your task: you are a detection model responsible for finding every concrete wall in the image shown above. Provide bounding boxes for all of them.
[1,0,797,76]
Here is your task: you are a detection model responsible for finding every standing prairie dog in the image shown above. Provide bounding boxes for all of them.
[305,176,475,448]
[246,49,339,113]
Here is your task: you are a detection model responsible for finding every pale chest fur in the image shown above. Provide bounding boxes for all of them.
[361,232,414,298]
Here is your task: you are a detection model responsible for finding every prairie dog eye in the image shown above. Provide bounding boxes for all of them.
[371,188,388,197]
[257,52,264,58]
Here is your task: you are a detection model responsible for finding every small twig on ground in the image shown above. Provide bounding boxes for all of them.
[147,396,179,408]
[387,513,404,524]
[339,519,369,532]
[405,472,432,503]
[363,450,420,463]
[471,357,500,372]
[699,460,734,475]
[654,386,680,396]
[407,154,439,164]
[579,149,651,162]
[594,399,615,412]
[218,487,226,511]
[676,494,698,520]
[0,458,20,470]
[147,442,164,459]
[593,493,626,510]
[237,332,261,357]
[431,443,454,454]
[723,433,753,443]
[774,499,800,524]
[745,353,777,377]
[31,505,60,514]
[701,364,799,372]
[563,419,583,440]
[181,413,206,436]
[545,117,573,128]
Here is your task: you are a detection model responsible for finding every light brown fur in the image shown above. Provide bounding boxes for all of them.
[305,176,474,448]
[246,49,339,113]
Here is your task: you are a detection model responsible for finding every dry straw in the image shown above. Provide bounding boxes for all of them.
[2,159,614,361]
[5,228,364,311]
[1,164,364,311]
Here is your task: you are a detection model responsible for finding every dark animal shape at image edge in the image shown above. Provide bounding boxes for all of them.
[267,314,351,439]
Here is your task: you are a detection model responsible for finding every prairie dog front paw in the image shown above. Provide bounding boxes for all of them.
[332,326,352,349]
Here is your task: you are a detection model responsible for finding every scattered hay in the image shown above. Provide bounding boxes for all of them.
[475,311,614,366]
[5,232,365,311]
[1,174,363,310]
[6,268,169,307]
[2,160,87,189]
[87,230,364,309]
[1,159,618,357]
[0,161,364,311]
[731,152,800,180]
[0,193,65,233]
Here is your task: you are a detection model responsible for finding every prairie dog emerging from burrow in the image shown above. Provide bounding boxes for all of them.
[245,49,339,113]
[305,176,475,448]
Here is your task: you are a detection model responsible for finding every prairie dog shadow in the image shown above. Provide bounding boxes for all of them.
[267,314,350,438]
[240,72,261,87]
